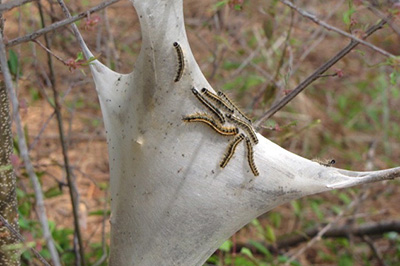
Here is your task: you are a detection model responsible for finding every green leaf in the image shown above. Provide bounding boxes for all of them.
[8,49,19,76]
[44,186,63,198]
[240,247,254,258]
[248,240,271,257]
[390,70,398,86]
[311,201,324,221]
[291,200,302,217]
[264,225,276,243]
[338,254,353,266]
[342,7,355,26]
[269,212,282,228]
[339,192,351,205]
[219,240,232,252]
[75,51,84,62]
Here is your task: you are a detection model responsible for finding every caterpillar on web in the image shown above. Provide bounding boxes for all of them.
[217,91,252,124]
[225,114,258,144]
[245,137,259,176]
[192,87,225,124]
[220,133,245,168]
[173,42,185,82]
[182,113,238,136]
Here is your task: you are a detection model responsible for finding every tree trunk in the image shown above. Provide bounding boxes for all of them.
[0,83,20,266]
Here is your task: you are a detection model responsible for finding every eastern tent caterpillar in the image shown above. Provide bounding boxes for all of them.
[183,113,238,136]
[312,159,336,167]
[217,91,252,124]
[225,114,258,144]
[201,88,234,113]
[192,87,225,124]
[220,133,245,168]
[245,137,259,176]
[173,42,185,82]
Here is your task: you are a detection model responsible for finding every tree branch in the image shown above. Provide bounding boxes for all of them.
[0,0,36,12]
[279,0,396,58]
[235,219,400,254]
[254,18,388,128]
[5,0,120,48]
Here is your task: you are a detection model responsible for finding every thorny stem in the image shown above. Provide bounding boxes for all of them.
[37,2,86,266]
[0,32,62,266]
[254,18,388,129]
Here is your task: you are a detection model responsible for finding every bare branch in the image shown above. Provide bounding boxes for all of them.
[0,0,36,12]
[364,1,400,36]
[235,219,400,254]
[254,18,387,128]
[5,0,120,48]
[279,0,396,58]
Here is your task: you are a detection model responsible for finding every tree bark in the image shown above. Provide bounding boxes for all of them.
[0,83,20,266]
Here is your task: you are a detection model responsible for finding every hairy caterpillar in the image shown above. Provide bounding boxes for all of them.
[312,159,336,167]
[220,133,245,168]
[225,114,258,144]
[217,91,252,124]
[192,87,225,124]
[173,42,185,82]
[182,113,238,136]
[245,137,259,176]
[201,88,234,113]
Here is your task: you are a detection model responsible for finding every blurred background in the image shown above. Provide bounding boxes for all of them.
[2,0,399,265]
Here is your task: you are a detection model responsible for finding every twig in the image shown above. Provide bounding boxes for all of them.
[254,18,388,129]
[364,1,400,36]
[362,235,388,266]
[0,31,62,266]
[284,191,370,265]
[33,39,68,65]
[6,0,120,48]
[92,190,109,266]
[37,1,86,265]
[0,214,51,266]
[0,0,36,12]
[235,219,400,254]
[279,0,396,58]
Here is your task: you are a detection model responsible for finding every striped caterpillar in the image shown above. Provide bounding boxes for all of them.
[201,88,234,113]
[192,87,225,124]
[217,91,252,124]
[173,42,185,82]
[182,113,238,136]
[220,134,245,168]
[225,113,258,144]
[245,137,259,176]
[312,159,336,167]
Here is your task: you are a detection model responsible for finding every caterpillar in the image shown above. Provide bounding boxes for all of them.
[217,91,252,124]
[182,113,238,136]
[192,87,225,124]
[201,88,234,113]
[312,159,336,167]
[245,137,259,176]
[220,133,245,168]
[173,42,185,82]
[225,114,258,144]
